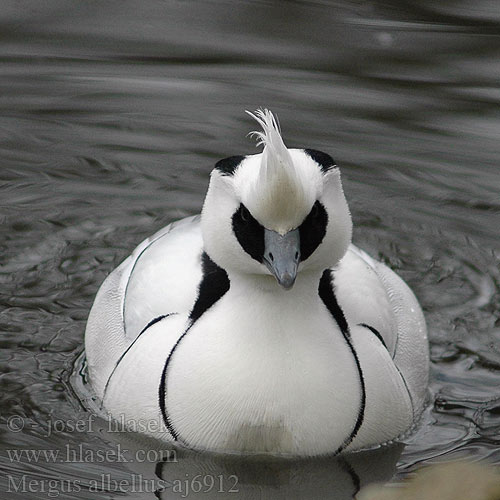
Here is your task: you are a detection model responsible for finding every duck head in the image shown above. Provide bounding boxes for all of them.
[201,109,352,289]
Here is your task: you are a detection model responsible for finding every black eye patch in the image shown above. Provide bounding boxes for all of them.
[232,204,265,262]
[232,201,327,263]
[298,201,328,261]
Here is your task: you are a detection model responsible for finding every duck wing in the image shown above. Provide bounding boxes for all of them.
[85,215,203,399]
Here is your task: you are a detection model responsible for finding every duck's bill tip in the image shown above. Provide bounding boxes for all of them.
[276,272,297,290]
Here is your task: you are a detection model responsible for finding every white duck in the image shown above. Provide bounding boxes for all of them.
[85,109,429,457]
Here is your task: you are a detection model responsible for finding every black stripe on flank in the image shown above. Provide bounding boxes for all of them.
[304,149,337,173]
[215,155,245,176]
[232,204,265,263]
[101,313,176,406]
[359,323,388,350]
[159,252,230,441]
[298,201,328,262]
[318,269,366,454]
[141,315,174,335]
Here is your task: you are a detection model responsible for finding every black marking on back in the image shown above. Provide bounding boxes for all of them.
[232,203,265,263]
[359,323,388,350]
[102,313,176,405]
[159,252,230,441]
[318,270,349,336]
[190,253,230,323]
[318,269,366,454]
[304,149,337,173]
[215,155,245,176]
[299,201,328,261]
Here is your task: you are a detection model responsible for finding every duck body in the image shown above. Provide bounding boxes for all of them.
[85,110,429,457]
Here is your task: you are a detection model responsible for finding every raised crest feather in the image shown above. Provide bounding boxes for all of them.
[246,108,282,147]
[246,109,295,180]
[244,108,313,234]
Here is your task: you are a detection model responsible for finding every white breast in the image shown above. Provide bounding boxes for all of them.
[86,215,428,456]
[165,279,362,455]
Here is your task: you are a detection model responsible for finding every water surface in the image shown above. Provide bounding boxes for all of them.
[1,1,499,498]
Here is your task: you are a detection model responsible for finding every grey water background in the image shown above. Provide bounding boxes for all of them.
[1,0,499,498]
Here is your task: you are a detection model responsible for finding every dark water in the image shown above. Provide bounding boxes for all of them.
[1,1,499,498]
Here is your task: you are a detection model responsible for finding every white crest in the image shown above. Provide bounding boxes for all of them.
[244,109,314,234]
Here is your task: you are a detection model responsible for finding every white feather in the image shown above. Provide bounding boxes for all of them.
[243,109,314,234]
